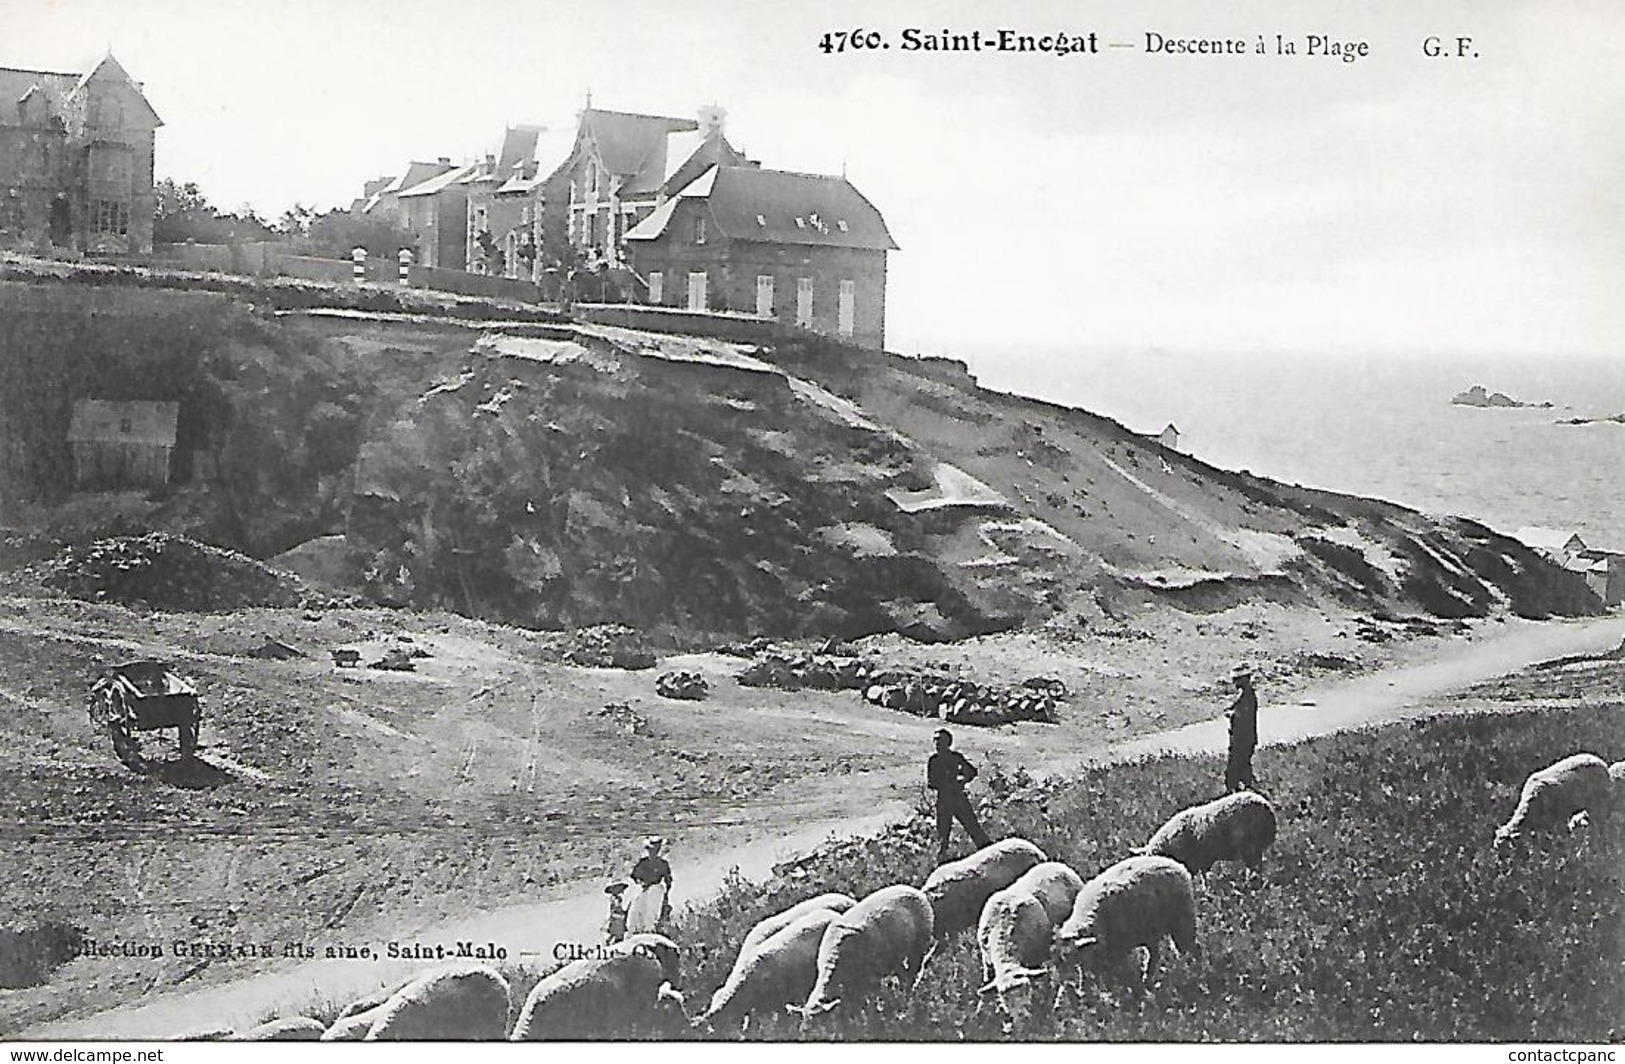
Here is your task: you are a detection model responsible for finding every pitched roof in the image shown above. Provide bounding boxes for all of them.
[581,108,697,181]
[398,161,479,198]
[71,53,162,126]
[1514,526,1587,554]
[67,400,179,446]
[0,66,78,127]
[626,165,897,251]
[656,130,752,198]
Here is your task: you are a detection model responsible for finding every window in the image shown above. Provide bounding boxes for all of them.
[0,195,21,233]
[94,200,129,237]
[796,278,813,327]
[756,275,774,318]
[521,205,531,225]
[649,271,663,304]
[838,279,856,337]
[694,215,706,244]
[118,417,133,433]
[687,271,707,311]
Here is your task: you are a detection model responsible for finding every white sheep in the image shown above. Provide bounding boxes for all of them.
[699,908,842,1033]
[790,883,934,1020]
[1137,790,1278,874]
[360,966,510,1041]
[1495,752,1613,846]
[922,837,1047,939]
[731,892,857,977]
[973,863,1083,1029]
[510,933,685,1040]
[1009,861,1086,925]
[227,1017,327,1041]
[362,964,511,1041]
[1053,855,1197,1001]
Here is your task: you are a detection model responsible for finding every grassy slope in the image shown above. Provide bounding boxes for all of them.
[662,658,1624,1043]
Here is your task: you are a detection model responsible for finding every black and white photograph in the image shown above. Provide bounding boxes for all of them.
[0,0,1620,1049]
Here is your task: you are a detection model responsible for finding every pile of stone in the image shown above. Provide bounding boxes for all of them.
[561,625,656,670]
[734,649,869,692]
[654,670,708,701]
[860,675,1059,726]
[43,533,306,612]
[733,644,1062,728]
[594,701,652,737]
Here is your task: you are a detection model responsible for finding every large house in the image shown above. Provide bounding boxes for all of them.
[0,53,160,254]
[624,164,897,349]
[539,105,753,269]
[397,160,479,268]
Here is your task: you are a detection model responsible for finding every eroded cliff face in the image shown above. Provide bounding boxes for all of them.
[345,325,1599,641]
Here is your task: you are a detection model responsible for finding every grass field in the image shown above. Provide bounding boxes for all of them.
[664,690,1623,1042]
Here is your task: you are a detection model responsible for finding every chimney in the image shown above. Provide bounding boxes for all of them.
[438,156,451,166]
[697,104,726,139]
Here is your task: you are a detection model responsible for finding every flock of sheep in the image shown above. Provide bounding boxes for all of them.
[222,748,1619,1040]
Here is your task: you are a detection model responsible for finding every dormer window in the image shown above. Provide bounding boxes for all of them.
[837,220,849,232]
[795,217,806,229]
[756,214,766,227]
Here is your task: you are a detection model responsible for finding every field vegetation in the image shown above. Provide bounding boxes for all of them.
[662,700,1623,1042]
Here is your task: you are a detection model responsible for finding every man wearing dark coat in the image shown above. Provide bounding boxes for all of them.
[1225,668,1259,792]
[928,728,992,861]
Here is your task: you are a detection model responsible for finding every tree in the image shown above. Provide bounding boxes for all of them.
[302,209,415,261]
[276,203,316,240]
[151,179,276,245]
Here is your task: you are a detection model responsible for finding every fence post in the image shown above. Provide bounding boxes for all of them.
[397,248,413,286]
[351,247,366,284]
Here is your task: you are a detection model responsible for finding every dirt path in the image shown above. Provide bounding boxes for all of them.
[22,613,1624,1040]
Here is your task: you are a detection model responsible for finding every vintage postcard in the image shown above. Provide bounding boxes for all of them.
[0,0,1619,1051]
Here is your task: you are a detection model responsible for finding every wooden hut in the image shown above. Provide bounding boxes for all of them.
[67,399,179,490]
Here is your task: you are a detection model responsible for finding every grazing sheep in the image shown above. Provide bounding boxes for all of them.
[335,983,404,1020]
[1053,855,1197,1000]
[974,863,1083,1029]
[700,909,842,1032]
[510,934,686,1040]
[227,1017,327,1041]
[363,964,511,1041]
[1495,753,1613,846]
[1138,790,1278,874]
[922,838,1047,939]
[320,1005,386,1041]
[1008,861,1085,925]
[733,892,857,974]
[790,883,934,1020]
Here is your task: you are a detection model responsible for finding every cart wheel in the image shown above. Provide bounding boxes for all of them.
[109,723,141,770]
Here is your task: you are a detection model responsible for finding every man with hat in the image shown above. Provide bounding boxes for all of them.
[1225,667,1259,792]
[927,728,992,862]
[626,836,672,933]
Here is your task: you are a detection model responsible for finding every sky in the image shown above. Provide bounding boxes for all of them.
[3,0,1622,363]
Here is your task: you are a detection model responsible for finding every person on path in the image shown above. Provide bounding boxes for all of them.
[626,836,673,934]
[602,881,629,944]
[927,728,992,862]
[1225,668,1260,792]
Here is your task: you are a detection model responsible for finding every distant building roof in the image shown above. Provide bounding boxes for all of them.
[68,400,178,447]
[398,162,480,198]
[1514,526,1587,554]
[625,165,897,251]
[1,54,161,130]
[580,108,697,179]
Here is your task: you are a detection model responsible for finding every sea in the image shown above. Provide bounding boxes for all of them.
[962,348,1625,552]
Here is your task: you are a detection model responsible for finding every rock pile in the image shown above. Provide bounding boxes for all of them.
[562,625,657,670]
[654,671,708,700]
[860,676,1058,726]
[734,646,1061,727]
[43,534,307,611]
[595,701,652,737]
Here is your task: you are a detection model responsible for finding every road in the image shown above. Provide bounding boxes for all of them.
[23,612,1624,1039]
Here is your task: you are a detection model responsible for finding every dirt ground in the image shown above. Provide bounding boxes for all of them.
[0,578,1576,1034]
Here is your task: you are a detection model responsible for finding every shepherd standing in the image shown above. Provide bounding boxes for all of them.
[1225,667,1259,792]
[928,728,993,861]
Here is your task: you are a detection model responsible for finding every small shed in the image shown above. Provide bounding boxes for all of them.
[1157,423,1181,451]
[67,399,179,490]
[1513,526,1587,565]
